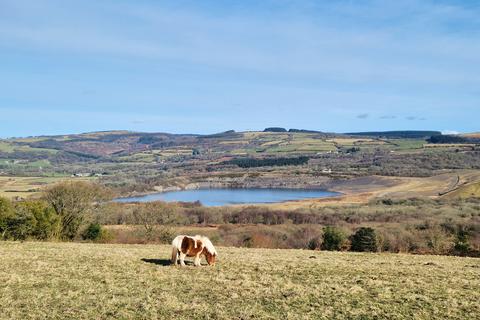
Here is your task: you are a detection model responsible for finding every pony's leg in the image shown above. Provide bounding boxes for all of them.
[179,252,187,266]
[194,253,201,267]
[171,247,179,265]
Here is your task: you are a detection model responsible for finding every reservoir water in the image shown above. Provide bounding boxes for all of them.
[116,188,340,206]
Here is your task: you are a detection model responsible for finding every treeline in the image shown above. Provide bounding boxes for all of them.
[225,156,310,168]
[263,127,326,134]
[427,135,480,144]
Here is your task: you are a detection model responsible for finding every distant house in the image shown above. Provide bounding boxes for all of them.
[72,173,92,177]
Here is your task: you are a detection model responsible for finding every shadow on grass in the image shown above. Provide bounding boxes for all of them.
[141,258,208,267]
[141,258,172,266]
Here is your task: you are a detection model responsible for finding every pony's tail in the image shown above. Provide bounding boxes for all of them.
[171,246,178,265]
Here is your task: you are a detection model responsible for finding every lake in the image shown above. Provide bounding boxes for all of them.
[116,188,340,206]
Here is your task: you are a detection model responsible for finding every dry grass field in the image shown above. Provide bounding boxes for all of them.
[0,242,479,319]
[0,176,93,199]
[0,176,64,199]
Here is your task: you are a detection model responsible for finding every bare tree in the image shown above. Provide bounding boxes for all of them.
[43,181,112,239]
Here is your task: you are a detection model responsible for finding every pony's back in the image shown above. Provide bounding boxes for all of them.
[195,235,217,256]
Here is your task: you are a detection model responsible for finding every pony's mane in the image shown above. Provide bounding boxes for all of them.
[195,235,217,256]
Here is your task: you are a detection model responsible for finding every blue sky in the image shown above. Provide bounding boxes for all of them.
[0,0,479,137]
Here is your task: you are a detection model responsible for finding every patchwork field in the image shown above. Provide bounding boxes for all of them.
[0,176,92,199]
[0,242,478,319]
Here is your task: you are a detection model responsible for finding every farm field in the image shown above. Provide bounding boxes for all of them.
[0,176,92,199]
[0,242,479,320]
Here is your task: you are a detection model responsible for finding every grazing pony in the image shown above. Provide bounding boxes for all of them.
[171,235,217,266]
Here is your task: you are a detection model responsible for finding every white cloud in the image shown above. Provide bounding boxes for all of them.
[441,130,460,135]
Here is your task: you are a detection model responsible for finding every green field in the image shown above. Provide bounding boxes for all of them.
[0,242,478,319]
[0,141,58,154]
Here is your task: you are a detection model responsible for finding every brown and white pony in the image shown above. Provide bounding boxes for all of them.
[171,235,217,266]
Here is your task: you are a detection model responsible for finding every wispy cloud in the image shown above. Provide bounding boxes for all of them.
[442,130,460,135]
[357,113,369,119]
[380,115,397,119]
[1,0,479,86]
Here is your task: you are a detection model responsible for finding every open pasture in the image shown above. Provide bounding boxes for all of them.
[0,242,478,319]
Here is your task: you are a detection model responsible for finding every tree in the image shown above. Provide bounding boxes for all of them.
[321,226,347,251]
[43,181,112,240]
[132,202,179,240]
[350,227,378,252]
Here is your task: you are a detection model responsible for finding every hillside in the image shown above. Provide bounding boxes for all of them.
[0,242,478,319]
[1,130,479,200]
[463,132,480,139]
[443,181,480,199]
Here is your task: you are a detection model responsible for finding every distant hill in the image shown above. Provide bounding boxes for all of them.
[462,132,480,139]
[346,131,441,139]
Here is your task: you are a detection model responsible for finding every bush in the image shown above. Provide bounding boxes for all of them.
[156,226,176,244]
[82,223,113,242]
[307,237,322,250]
[321,226,347,251]
[1,199,60,241]
[0,197,15,239]
[3,210,36,241]
[350,227,378,252]
[15,200,60,240]
[82,223,102,240]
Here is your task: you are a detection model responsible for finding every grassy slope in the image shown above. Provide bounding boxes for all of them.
[0,242,479,319]
[444,181,480,199]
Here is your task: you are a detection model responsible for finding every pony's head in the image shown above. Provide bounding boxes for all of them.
[203,248,217,265]
[197,235,217,266]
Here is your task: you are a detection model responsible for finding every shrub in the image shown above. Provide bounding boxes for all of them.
[82,223,113,242]
[308,237,322,250]
[350,227,378,252]
[1,199,60,241]
[451,225,474,256]
[82,223,102,240]
[321,226,347,251]
[156,226,176,244]
[3,210,36,241]
[15,200,60,240]
[0,197,15,239]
